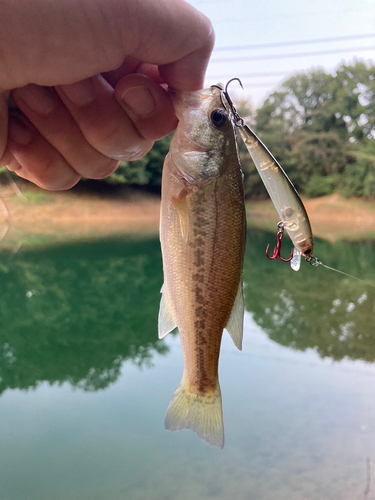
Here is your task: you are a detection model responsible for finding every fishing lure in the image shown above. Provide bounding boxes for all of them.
[213,79,314,272]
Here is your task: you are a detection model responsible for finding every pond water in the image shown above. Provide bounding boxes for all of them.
[0,231,375,500]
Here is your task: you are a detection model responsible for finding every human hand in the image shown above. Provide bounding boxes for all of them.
[0,0,214,190]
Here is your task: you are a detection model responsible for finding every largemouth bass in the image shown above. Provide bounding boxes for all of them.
[159,85,246,448]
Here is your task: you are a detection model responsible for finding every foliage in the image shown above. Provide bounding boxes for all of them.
[22,191,54,204]
[305,174,338,198]
[340,148,375,198]
[251,60,375,198]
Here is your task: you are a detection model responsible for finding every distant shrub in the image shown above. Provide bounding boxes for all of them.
[341,153,375,198]
[305,175,338,198]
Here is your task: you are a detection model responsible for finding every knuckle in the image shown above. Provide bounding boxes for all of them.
[92,123,129,156]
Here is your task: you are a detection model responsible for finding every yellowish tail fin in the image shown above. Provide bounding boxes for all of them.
[165,382,224,448]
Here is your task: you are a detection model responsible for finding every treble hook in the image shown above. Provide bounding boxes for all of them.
[211,78,245,127]
[266,222,294,263]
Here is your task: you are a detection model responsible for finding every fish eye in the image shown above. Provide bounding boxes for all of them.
[210,109,228,128]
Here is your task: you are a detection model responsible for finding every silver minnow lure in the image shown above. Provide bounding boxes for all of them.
[217,79,314,260]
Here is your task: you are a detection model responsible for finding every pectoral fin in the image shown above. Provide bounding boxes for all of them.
[173,191,190,243]
[225,279,244,350]
[158,286,177,339]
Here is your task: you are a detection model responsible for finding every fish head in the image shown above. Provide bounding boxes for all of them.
[169,85,236,184]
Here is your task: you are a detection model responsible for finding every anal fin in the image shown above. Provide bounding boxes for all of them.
[225,279,244,350]
[158,285,177,339]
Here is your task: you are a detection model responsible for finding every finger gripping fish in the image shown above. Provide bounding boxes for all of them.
[159,85,247,448]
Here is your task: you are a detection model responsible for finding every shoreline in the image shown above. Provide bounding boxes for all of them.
[0,182,374,250]
[247,193,375,242]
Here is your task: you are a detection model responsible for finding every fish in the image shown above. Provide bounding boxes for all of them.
[158,85,247,448]
[237,124,314,259]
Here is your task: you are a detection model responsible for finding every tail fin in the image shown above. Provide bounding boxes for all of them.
[165,383,224,448]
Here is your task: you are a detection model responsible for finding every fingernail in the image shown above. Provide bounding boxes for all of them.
[8,116,33,146]
[59,78,96,106]
[14,85,56,115]
[121,86,156,116]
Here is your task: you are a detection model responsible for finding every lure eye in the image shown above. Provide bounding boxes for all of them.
[210,109,228,128]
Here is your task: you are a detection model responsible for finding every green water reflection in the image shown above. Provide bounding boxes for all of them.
[244,232,375,361]
[0,237,167,394]
[0,231,374,395]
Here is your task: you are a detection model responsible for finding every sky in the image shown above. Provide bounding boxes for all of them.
[186,0,375,109]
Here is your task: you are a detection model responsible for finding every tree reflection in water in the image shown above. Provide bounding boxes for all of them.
[244,231,375,362]
[0,231,374,395]
[0,237,167,394]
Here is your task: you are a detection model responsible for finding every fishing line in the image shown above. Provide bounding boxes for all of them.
[308,258,375,288]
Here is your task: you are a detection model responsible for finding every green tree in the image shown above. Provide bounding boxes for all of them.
[253,61,375,198]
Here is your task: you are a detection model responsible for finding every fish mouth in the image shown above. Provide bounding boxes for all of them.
[169,87,222,121]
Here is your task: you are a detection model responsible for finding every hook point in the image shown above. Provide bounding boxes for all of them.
[225,78,244,93]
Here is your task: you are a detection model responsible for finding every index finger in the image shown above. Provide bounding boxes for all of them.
[129,0,215,91]
[159,33,215,91]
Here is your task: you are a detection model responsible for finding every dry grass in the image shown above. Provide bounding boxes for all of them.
[0,183,160,249]
[247,193,375,242]
[0,182,374,249]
